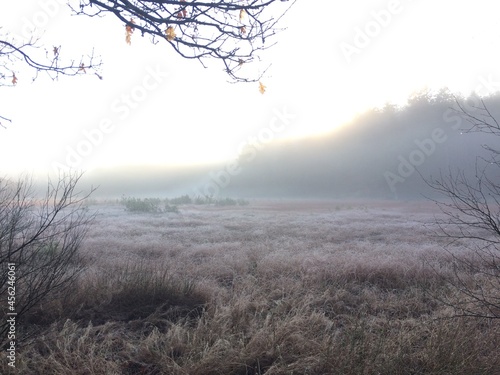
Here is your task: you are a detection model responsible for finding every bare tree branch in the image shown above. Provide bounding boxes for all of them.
[1,1,292,127]
[425,98,500,319]
[74,0,295,82]
[0,28,102,87]
[0,114,11,129]
[0,26,102,126]
[453,97,500,136]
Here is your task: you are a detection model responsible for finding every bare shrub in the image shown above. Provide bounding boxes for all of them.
[0,173,95,342]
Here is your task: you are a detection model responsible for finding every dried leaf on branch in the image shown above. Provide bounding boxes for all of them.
[259,81,266,94]
[166,26,176,41]
[125,18,135,45]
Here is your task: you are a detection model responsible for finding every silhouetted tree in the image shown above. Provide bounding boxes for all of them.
[427,97,500,318]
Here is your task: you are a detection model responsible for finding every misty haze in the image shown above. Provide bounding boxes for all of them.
[82,91,499,201]
[2,1,500,374]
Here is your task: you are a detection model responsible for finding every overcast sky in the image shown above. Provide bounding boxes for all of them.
[2,0,500,177]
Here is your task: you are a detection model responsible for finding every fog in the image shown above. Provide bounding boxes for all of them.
[81,91,500,201]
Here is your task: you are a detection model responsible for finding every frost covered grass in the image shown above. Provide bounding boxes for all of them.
[2,200,499,374]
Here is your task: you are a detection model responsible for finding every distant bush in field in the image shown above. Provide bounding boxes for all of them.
[163,203,179,213]
[191,195,249,206]
[237,198,249,206]
[215,197,250,206]
[193,195,214,205]
[215,197,237,206]
[168,194,192,205]
[121,197,162,213]
[121,194,248,211]
[120,196,178,213]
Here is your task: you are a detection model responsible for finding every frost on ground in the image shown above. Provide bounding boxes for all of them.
[2,200,499,375]
[83,200,446,284]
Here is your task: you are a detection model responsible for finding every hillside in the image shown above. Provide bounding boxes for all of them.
[83,91,500,200]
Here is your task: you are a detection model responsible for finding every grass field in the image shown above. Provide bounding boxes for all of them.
[2,200,499,374]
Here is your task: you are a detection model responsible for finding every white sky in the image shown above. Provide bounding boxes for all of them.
[2,0,500,177]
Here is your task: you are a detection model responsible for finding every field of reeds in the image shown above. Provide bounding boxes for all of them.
[1,200,499,374]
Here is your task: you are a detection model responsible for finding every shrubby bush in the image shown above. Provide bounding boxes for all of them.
[193,195,215,205]
[215,197,250,206]
[237,198,249,206]
[191,195,249,206]
[214,197,238,206]
[168,194,192,205]
[121,197,163,213]
[121,194,249,211]
[120,197,178,213]
[163,203,179,213]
